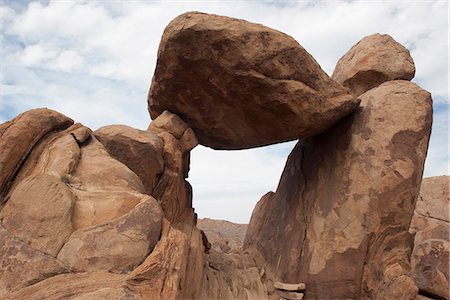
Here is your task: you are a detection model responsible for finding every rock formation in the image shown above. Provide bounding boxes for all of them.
[197,218,247,253]
[148,12,359,150]
[410,176,449,300]
[0,11,443,300]
[245,33,433,300]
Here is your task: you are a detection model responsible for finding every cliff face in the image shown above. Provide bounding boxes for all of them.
[0,11,445,300]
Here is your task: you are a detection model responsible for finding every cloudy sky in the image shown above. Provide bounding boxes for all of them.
[1,0,448,223]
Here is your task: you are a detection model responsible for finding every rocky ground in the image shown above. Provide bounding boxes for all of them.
[0,11,448,300]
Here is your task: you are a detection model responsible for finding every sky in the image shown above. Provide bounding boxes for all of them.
[0,0,448,223]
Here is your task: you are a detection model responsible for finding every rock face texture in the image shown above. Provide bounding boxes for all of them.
[94,125,165,195]
[148,12,359,150]
[0,12,441,300]
[0,108,73,202]
[332,33,415,97]
[245,80,433,299]
[197,218,247,253]
[410,176,449,300]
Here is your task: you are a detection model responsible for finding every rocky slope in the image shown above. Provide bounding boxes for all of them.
[197,218,247,253]
[0,11,446,300]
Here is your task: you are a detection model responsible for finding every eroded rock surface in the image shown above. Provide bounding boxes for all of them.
[0,108,73,202]
[410,176,449,300]
[245,80,432,299]
[149,12,359,150]
[94,125,164,194]
[332,33,415,96]
[198,218,247,253]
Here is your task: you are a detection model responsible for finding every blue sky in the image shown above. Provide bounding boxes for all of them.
[1,0,448,223]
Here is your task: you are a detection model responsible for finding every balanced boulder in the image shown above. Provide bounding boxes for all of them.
[148,12,358,150]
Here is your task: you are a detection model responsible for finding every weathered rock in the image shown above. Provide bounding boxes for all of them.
[3,272,127,300]
[148,112,197,222]
[0,225,68,296]
[410,176,449,299]
[72,190,143,230]
[332,33,415,96]
[148,12,359,150]
[411,223,449,299]
[199,250,268,299]
[72,137,145,193]
[94,125,165,194]
[411,176,450,230]
[274,282,306,291]
[197,218,248,253]
[0,174,74,257]
[148,110,189,140]
[245,80,432,299]
[277,290,304,300]
[58,197,162,273]
[0,108,73,203]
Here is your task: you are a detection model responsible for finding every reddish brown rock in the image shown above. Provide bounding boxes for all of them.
[411,223,449,299]
[0,108,73,203]
[245,80,432,299]
[0,225,68,296]
[148,12,359,150]
[197,218,247,253]
[94,125,165,194]
[58,197,162,274]
[0,174,74,257]
[332,33,415,96]
[410,176,449,300]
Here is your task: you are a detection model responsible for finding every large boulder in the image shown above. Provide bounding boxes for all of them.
[148,12,359,150]
[332,33,415,96]
[0,108,73,202]
[245,80,432,299]
[410,176,449,299]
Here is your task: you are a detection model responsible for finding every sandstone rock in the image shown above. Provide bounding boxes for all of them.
[277,290,304,300]
[274,282,306,291]
[197,218,248,253]
[94,124,164,194]
[410,176,449,299]
[411,223,449,299]
[71,190,144,230]
[0,174,74,257]
[58,197,162,273]
[412,176,450,229]
[199,250,268,300]
[0,225,68,296]
[70,287,141,299]
[148,110,189,140]
[3,272,126,300]
[72,137,145,193]
[149,113,197,221]
[148,12,359,150]
[332,33,415,96]
[0,108,73,203]
[245,80,432,299]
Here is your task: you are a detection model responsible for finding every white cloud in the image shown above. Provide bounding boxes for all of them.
[47,50,84,72]
[1,0,448,223]
[20,43,57,66]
